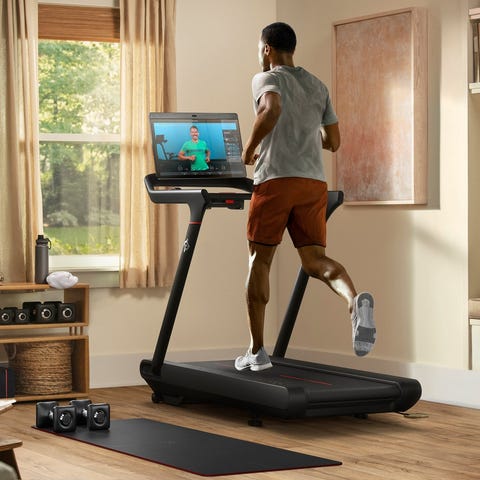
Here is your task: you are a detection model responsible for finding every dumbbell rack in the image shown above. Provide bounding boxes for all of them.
[0,282,89,402]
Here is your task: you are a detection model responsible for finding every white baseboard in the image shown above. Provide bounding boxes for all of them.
[90,347,480,410]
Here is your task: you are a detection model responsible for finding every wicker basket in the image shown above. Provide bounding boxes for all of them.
[8,341,72,395]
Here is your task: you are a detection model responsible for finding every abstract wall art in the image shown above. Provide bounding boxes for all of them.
[332,8,428,204]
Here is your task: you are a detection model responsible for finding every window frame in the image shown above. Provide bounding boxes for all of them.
[38,4,121,276]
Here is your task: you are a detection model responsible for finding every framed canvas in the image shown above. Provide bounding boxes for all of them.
[332,8,428,205]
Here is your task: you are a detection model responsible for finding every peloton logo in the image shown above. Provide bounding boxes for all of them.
[183,239,190,252]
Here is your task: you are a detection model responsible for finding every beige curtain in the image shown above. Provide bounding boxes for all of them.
[0,0,43,283]
[119,0,178,288]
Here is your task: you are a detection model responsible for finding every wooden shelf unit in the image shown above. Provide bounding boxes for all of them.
[0,282,90,402]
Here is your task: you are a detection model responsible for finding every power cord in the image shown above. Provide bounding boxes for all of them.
[396,411,429,419]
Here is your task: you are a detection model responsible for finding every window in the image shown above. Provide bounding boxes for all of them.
[38,5,120,271]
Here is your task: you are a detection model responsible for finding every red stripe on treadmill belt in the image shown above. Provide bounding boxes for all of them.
[280,374,332,386]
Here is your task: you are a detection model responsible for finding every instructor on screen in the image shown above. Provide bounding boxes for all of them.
[178,125,211,171]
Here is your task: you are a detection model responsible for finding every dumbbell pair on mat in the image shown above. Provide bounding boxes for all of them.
[36,399,110,433]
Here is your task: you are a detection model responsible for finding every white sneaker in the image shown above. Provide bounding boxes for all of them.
[234,347,273,371]
[351,292,376,357]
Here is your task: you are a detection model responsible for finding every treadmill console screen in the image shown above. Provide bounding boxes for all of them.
[150,112,246,180]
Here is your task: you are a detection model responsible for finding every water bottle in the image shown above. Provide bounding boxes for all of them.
[35,234,51,284]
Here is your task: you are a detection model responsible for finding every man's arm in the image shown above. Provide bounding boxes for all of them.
[242,91,281,165]
[178,145,194,161]
[178,151,195,161]
[321,122,340,152]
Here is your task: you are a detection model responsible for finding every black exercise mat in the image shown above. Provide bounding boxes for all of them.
[37,418,341,476]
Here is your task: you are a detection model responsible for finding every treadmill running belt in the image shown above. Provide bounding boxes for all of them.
[194,359,400,402]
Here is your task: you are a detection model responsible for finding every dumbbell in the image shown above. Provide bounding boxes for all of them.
[0,308,15,325]
[23,301,57,323]
[69,399,110,430]
[14,308,30,324]
[0,307,30,324]
[36,401,77,433]
[51,301,76,323]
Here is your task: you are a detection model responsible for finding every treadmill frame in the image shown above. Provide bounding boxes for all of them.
[141,174,421,419]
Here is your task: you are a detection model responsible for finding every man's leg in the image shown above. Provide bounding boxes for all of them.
[246,241,277,353]
[297,245,356,311]
[297,245,376,356]
[234,241,276,371]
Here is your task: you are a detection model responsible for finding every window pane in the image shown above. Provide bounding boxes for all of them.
[40,142,120,255]
[39,40,120,135]
[38,39,120,258]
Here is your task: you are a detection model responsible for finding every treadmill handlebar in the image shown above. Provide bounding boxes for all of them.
[144,174,253,220]
[145,174,209,205]
[326,191,344,220]
[144,173,254,194]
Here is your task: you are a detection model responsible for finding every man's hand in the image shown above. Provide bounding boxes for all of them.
[242,149,259,165]
[321,123,340,152]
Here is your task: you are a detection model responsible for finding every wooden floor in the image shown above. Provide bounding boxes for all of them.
[1,385,480,479]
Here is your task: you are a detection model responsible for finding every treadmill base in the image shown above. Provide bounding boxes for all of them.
[140,357,422,421]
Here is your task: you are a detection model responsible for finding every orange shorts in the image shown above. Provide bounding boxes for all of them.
[247,177,328,248]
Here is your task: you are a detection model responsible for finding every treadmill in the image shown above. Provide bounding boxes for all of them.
[141,173,422,421]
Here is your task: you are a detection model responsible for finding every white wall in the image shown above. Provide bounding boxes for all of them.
[28,0,480,409]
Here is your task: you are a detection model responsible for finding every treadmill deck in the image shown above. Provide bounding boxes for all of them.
[141,356,421,419]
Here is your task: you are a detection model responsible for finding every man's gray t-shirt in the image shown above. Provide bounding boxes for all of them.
[251,66,338,185]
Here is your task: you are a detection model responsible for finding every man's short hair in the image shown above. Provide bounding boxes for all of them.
[261,22,296,53]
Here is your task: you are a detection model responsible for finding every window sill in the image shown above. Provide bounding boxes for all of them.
[67,270,119,288]
[50,255,119,288]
